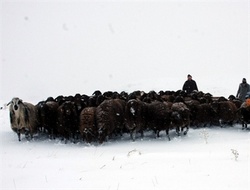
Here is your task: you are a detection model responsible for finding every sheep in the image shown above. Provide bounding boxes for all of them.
[193,103,217,128]
[55,95,66,106]
[238,101,250,130]
[96,99,125,143]
[119,91,129,101]
[8,97,38,141]
[184,99,200,127]
[171,102,190,136]
[88,91,105,107]
[228,95,242,108]
[211,99,238,127]
[128,90,146,101]
[57,101,78,143]
[36,100,59,138]
[74,93,86,116]
[124,99,147,141]
[146,90,161,102]
[145,101,172,140]
[160,91,175,102]
[79,107,97,143]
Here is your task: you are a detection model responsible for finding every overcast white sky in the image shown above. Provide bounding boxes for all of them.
[1,0,249,102]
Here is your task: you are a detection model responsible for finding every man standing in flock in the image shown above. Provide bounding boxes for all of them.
[236,78,250,101]
[182,74,198,94]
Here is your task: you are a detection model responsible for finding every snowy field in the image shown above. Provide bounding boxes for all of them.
[1,96,250,189]
[1,0,250,189]
[1,108,250,190]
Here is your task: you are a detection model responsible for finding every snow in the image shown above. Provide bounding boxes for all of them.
[130,107,136,115]
[1,0,250,189]
[1,108,250,190]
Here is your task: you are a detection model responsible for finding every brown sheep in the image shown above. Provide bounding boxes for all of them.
[238,101,250,129]
[8,97,38,141]
[96,99,125,143]
[124,99,147,141]
[184,99,200,127]
[79,107,97,143]
[146,101,172,140]
[171,102,190,136]
[211,100,238,127]
[228,95,242,109]
[194,103,217,127]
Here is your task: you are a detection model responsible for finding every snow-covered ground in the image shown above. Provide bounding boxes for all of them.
[1,0,250,189]
[1,106,250,190]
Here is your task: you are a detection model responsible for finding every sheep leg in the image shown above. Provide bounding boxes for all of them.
[166,129,170,141]
[140,129,144,139]
[183,125,189,135]
[219,119,223,128]
[49,131,53,140]
[17,129,21,141]
[242,122,247,130]
[153,129,158,138]
[157,130,160,138]
[241,122,244,130]
[25,129,30,140]
[130,130,136,141]
[176,127,180,136]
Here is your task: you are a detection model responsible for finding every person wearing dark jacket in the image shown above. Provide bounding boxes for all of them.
[236,78,250,101]
[182,74,198,94]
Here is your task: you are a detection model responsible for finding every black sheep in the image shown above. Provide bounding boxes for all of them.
[171,102,190,136]
[57,101,78,143]
[124,99,147,141]
[146,101,172,140]
[36,100,59,138]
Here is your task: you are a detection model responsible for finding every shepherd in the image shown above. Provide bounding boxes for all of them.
[182,74,198,94]
[236,78,250,102]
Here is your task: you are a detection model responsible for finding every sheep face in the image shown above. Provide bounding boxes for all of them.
[9,97,23,112]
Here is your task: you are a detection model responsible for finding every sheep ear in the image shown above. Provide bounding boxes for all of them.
[7,101,12,106]
[18,99,23,104]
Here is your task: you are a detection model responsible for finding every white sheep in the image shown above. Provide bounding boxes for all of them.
[8,97,38,141]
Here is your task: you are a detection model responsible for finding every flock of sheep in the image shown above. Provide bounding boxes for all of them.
[7,90,250,144]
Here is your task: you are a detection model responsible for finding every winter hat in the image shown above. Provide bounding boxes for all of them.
[187,74,192,77]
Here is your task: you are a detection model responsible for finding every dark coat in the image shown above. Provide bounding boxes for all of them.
[182,80,198,94]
